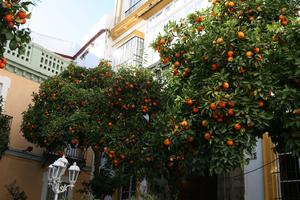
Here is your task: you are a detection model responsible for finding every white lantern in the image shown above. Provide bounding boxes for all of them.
[57,155,69,175]
[52,160,66,180]
[48,164,54,182]
[68,162,80,186]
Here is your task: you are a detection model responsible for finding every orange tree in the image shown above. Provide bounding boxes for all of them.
[0,0,32,69]
[151,0,300,176]
[21,61,115,168]
[100,67,168,175]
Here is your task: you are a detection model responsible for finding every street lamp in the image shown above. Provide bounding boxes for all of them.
[48,155,80,200]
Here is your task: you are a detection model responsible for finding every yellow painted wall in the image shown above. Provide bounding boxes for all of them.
[0,155,45,200]
[0,69,42,154]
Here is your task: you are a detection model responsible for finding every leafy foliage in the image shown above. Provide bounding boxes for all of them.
[21,61,114,153]
[5,180,27,200]
[0,0,33,68]
[0,96,11,158]
[151,0,300,175]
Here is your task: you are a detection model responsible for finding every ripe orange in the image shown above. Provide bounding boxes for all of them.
[185,98,193,106]
[174,61,181,67]
[181,120,189,127]
[193,107,199,113]
[227,108,235,116]
[237,31,245,39]
[246,51,253,58]
[204,132,211,141]
[4,14,14,22]
[227,51,234,57]
[228,1,235,7]
[223,82,230,90]
[281,19,288,26]
[239,66,247,73]
[201,120,208,127]
[249,16,255,21]
[197,25,204,31]
[164,138,171,146]
[153,102,158,106]
[253,47,260,53]
[234,123,241,131]
[18,11,27,19]
[227,57,234,62]
[210,103,217,110]
[108,122,113,127]
[226,140,234,146]
[278,15,285,21]
[258,100,264,108]
[175,52,181,58]
[218,101,227,109]
[211,63,219,71]
[216,37,224,44]
[162,57,170,64]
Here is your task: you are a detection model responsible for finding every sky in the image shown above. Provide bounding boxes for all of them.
[28,0,115,43]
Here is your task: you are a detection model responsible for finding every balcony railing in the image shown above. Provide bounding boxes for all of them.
[124,0,146,17]
[43,145,87,168]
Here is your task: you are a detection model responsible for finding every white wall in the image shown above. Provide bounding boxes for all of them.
[144,0,210,67]
[244,139,264,200]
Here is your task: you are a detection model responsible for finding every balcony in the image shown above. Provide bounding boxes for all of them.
[124,0,146,17]
[43,145,87,168]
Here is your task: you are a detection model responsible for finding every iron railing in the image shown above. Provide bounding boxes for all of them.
[124,0,146,17]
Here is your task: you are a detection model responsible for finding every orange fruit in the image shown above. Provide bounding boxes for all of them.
[293,108,300,115]
[193,107,199,113]
[4,14,14,22]
[18,11,27,19]
[197,25,204,31]
[211,63,219,71]
[164,138,171,146]
[181,120,189,127]
[253,47,260,53]
[218,101,227,109]
[210,103,217,110]
[227,108,235,116]
[246,51,253,58]
[175,52,181,58]
[216,37,224,44]
[226,140,234,146]
[278,15,285,21]
[223,82,230,90]
[186,98,193,106]
[174,61,181,67]
[258,100,264,108]
[281,19,288,26]
[204,132,211,141]
[227,1,235,7]
[227,57,234,62]
[227,51,234,57]
[234,123,241,131]
[237,31,245,39]
[201,120,208,127]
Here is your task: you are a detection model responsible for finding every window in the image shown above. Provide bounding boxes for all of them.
[113,37,144,68]
[276,153,300,200]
